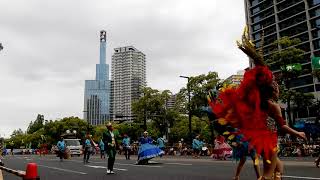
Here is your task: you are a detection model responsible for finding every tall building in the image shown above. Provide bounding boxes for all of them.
[225,70,245,85]
[111,46,146,121]
[84,30,111,125]
[244,0,320,97]
[166,94,177,110]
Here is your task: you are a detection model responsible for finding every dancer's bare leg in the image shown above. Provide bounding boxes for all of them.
[261,153,277,180]
[233,157,246,180]
[273,157,283,180]
[251,155,261,179]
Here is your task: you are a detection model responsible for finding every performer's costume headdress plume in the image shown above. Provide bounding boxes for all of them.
[210,26,278,162]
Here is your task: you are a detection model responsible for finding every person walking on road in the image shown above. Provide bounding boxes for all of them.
[83,133,94,164]
[57,137,66,162]
[99,139,105,159]
[122,134,131,160]
[103,122,118,174]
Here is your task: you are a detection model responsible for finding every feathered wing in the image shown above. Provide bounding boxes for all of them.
[209,27,277,161]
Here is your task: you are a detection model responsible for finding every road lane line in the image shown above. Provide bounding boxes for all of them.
[115,163,163,168]
[164,162,192,166]
[85,165,128,171]
[282,175,320,179]
[37,165,87,175]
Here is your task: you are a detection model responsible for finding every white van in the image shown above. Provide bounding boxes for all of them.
[64,139,82,156]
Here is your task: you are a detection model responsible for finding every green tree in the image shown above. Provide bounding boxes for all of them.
[291,91,314,120]
[132,87,174,133]
[266,37,305,127]
[27,114,44,134]
[178,71,220,118]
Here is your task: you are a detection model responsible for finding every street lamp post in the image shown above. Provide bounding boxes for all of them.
[179,75,192,144]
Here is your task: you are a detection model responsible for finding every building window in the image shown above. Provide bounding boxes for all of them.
[254,33,261,40]
[313,0,320,5]
[252,0,259,6]
[255,41,261,48]
[253,24,261,31]
[252,7,260,14]
[253,16,260,23]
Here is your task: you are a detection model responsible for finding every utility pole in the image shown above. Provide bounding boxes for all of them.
[180,75,192,144]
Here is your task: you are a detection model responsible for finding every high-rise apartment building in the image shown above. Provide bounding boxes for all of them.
[84,30,111,125]
[166,94,177,110]
[111,46,146,121]
[225,70,245,85]
[244,0,320,97]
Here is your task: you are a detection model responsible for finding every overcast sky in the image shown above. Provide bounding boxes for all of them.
[0,0,248,137]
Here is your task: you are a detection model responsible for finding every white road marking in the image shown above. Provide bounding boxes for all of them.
[85,165,128,171]
[115,163,163,168]
[165,162,192,166]
[37,165,87,175]
[282,175,320,179]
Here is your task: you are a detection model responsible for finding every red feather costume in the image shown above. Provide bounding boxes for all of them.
[210,27,280,162]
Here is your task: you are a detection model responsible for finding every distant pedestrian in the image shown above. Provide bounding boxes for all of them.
[103,122,118,174]
[157,136,166,152]
[122,134,131,160]
[192,135,202,158]
[315,154,320,168]
[83,133,94,163]
[57,137,66,162]
[99,139,105,159]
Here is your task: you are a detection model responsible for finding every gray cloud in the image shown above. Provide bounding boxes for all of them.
[0,0,248,137]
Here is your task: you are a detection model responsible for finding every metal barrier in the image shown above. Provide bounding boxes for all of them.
[0,163,39,180]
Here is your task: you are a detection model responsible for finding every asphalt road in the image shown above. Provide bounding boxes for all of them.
[1,155,319,180]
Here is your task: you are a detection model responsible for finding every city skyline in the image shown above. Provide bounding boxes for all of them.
[0,0,248,137]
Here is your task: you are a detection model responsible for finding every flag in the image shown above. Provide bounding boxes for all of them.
[312,56,320,69]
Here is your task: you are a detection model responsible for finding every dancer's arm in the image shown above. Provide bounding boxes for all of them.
[268,100,307,141]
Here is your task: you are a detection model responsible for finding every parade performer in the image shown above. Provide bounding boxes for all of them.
[83,133,94,164]
[122,134,131,160]
[57,136,66,162]
[231,134,261,180]
[212,135,232,160]
[207,87,261,179]
[210,27,306,179]
[99,139,105,159]
[137,131,164,165]
[156,136,166,152]
[192,135,202,158]
[103,122,118,174]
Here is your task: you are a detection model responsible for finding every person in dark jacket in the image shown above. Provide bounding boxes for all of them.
[103,122,118,174]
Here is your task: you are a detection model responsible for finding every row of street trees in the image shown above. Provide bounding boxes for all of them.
[5,37,320,148]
